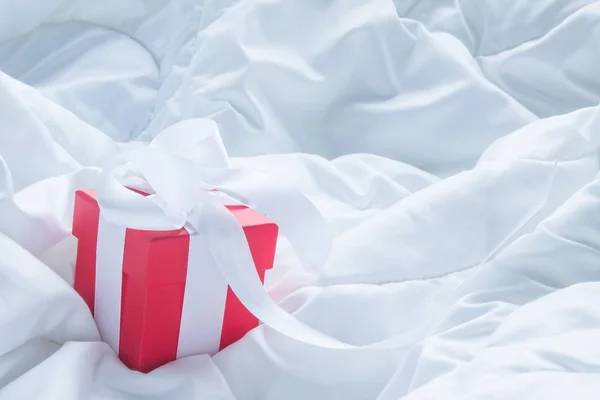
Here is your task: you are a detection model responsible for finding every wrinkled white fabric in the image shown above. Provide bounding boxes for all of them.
[2,0,600,399]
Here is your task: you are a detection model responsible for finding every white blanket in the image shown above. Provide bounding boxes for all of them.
[2,1,600,399]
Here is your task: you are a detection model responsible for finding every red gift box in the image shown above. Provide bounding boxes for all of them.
[72,189,278,373]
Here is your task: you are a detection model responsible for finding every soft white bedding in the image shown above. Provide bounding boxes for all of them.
[2,1,600,399]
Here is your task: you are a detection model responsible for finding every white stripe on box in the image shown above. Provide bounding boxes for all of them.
[177,229,229,358]
[94,213,127,353]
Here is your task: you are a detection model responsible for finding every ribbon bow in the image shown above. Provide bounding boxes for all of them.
[97,119,330,268]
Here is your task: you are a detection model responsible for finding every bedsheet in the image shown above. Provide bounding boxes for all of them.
[1,0,600,399]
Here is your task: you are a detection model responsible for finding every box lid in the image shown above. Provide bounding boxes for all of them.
[73,188,279,279]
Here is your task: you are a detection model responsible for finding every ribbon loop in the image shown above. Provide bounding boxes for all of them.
[205,168,332,271]
[148,118,230,169]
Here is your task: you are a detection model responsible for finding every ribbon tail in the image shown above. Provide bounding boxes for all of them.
[201,200,429,351]
[200,199,346,348]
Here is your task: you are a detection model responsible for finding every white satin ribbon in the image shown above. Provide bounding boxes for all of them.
[96,119,559,352]
[96,119,357,349]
